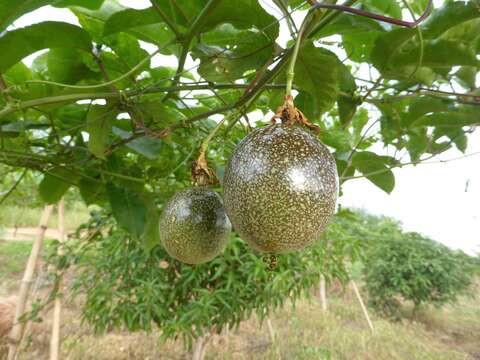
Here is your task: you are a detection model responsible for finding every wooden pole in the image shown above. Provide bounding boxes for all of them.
[50,198,65,360]
[351,280,374,333]
[266,318,276,343]
[319,275,327,311]
[192,335,209,360]
[8,205,54,360]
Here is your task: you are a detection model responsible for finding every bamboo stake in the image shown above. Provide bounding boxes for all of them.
[351,280,374,333]
[18,266,46,354]
[192,335,209,360]
[266,318,276,343]
[319,275,327,311]
[266,317,281,360]
[8,205,54,360]
[50,198,65,360]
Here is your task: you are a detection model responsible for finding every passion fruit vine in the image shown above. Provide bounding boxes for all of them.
[159,187,231,264]
[223,104,338,254]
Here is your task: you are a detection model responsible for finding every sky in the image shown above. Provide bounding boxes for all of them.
[8,0,480,255]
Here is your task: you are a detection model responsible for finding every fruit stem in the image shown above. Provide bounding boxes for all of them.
[192,112,237,185]
[285,13,311,99]
[198,114,229,158]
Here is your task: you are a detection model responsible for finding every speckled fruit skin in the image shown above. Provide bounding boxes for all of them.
[223,124,338,254]
[159,187,231,264]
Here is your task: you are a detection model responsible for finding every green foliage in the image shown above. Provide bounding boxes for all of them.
[61,210,357,346]
[364,231,476,317]
[0,21,92,73]
[0,0,478,230]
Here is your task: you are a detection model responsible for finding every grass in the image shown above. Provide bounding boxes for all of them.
[44,291,477,360]
[0,202,90,230]
[0,239,53,293]
[0,240,34,276]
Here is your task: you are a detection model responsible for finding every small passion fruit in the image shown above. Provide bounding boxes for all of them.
[223,123,338,254]
[159,187,231,264]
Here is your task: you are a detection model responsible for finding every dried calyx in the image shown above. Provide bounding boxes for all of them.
[272,95,320,133]
[191,152,218,186]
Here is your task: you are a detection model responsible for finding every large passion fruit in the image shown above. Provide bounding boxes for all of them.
[223,124,338,254]
[159,187,231,264]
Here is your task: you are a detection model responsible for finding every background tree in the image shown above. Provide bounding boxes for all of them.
[363,230,476,318]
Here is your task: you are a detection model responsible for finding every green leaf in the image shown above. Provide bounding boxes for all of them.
[105,32,150,70]
[390,40,479,69]
[371,1,480,78]
[1,120,49,134]
[337,64,358,125]
[106,183,147,238]
[293,44,340,116]
[315,13,384,38]
[352,151,395,194]
[294,91,316,121]
[54,0,104,9]
[371,28,415,71]
[343,31,383,63]
[112,127,163,160]
[136,101,187,126]
[411,112,480,128]
[351,109,369,144]
[320,129,352,152]
[202,0,279,41]
[141,196,160,251]
[0,0,104,31]
[455,66,478,90]
[86,105,114,159]
[149,0,202,26]
[39,169,74,203]
[193,28,274,82]
[403,97,452,127]
[315,14,385,63]
[363,0,402,18]
[0,21,92,72]
[104,7,171,34]
[3,62,32,83]
[79,177,106,205]
[71,1,125,41]
[53,103,91,130]
[406,130,429,163]
[422,1,480,39]
[433,127,468,153]
[32,48,97,83]
[103,7,175,46]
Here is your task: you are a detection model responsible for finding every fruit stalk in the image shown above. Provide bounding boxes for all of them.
[285,12,311,99]
[191,112,236,185]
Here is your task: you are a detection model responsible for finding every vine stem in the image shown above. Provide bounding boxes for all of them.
[0,169,27,205]
[285,12,311,98]
[308,0,359,39]
[0,84,286,119]
[168,0,222,94]
[310,0,433,29]
[286,0,363,98]
[402,0,424,79]
[192,111,236,185]
[24,39,174,90]
[198,112,233,157]
[149,0,182,38]
[0,73,12,102]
